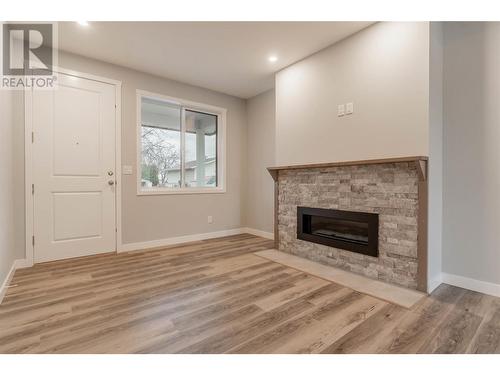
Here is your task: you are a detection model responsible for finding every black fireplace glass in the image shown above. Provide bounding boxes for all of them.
[310,216,369,245]
[297,207,379,257]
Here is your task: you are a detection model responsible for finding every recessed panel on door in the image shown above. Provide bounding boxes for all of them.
[53,192,103,241]
[53,85,102,176]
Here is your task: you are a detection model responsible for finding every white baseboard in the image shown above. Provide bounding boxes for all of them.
[120,227,276,253]
[442,272,500,298]
[0,258,26,305]
[427,273,443,294]
[243,227,274,240]
[14,258,33,269]
[119,228,247,253]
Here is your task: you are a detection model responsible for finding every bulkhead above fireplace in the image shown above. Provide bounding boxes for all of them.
[297,207,379,257]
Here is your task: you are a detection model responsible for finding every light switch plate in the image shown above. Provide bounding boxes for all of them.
[346,102,354,115]
[338,104,345,117]
[122,165,133,175]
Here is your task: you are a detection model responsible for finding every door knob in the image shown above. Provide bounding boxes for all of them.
[108,171,114,176]
[108,180,115,186]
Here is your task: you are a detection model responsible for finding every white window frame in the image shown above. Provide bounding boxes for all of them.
[136,89,226,195]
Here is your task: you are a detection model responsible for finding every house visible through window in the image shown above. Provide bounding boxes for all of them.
[138,91,224,194]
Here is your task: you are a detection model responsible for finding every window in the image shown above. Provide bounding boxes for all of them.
[137,90,225,194]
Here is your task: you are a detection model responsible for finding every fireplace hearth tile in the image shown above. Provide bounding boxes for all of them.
[255,249,425,309]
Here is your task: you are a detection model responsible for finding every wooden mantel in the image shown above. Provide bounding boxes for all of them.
[267,156,429,182]
[267,155,429,292]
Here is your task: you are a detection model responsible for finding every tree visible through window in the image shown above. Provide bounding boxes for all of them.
[141,126,181,187]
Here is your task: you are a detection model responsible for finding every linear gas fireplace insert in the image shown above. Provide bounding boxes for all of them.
[297,207,379,257]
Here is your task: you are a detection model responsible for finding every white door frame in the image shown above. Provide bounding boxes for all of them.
[24,67,122,266]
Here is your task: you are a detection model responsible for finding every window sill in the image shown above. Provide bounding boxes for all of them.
[137,187,226,196]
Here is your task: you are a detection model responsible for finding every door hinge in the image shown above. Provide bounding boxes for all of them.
[32,235,35,247]
[32,184,34,195]
[31,132,34,143]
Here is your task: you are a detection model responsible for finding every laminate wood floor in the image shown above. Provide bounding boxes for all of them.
[0,234,499,354]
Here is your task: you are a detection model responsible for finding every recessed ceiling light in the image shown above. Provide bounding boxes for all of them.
[268,55,278,63]
[77,21,89,26]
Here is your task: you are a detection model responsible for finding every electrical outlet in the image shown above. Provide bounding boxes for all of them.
[208,216,213,224]
[338,104,345,117]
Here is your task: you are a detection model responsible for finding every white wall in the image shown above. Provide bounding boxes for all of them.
[245,89,275,235]
[275,22,430,166]
[428,22,444,292]
[442,22,500,290]
[0,89,17,285]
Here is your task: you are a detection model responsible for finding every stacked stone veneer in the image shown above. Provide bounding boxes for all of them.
[278,162,420,289]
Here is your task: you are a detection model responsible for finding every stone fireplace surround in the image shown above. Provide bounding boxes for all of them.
[268,157,428,292]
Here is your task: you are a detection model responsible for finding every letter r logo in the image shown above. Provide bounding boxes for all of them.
[2,23,53,76]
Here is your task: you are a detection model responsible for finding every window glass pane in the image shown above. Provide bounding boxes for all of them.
[141,97,182,188]
[184,110,217,187]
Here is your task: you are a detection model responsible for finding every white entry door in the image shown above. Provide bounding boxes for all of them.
[32,73,117,263]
